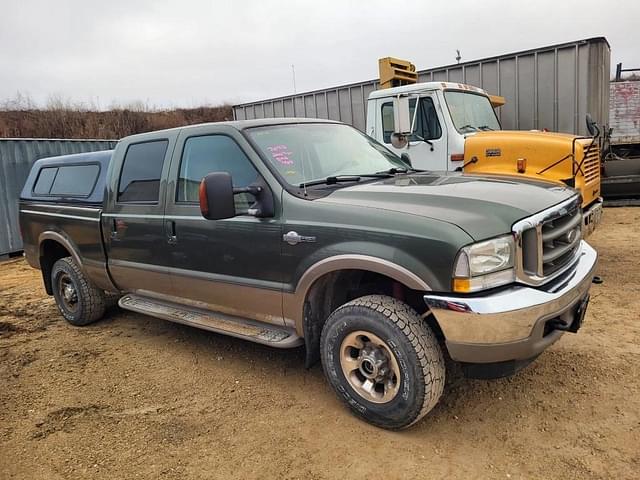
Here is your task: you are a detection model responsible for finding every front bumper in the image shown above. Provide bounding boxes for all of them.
[424,241,598,364]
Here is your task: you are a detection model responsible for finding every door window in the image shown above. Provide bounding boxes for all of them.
[177,135,259,210]
[381,97,442,143]
[118,140,168,202]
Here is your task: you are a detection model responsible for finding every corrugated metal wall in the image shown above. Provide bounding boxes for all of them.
[234,37,610,137]
[0,139,117,256]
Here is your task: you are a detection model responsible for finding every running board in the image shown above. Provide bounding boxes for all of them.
[118,294,303,348]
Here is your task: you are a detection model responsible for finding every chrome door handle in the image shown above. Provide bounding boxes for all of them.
[283,231,301,245]
[283,231,316,246]
[166,220,177,245]
[110,219,119,241]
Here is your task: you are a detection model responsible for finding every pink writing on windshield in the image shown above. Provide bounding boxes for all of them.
[267,144,294,165]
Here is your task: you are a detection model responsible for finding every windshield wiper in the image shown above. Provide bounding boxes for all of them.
[300,170,412,188]
[299,175,362,188]
[375,167,426,175]
[477,125,494,131]
[459,124,478,132]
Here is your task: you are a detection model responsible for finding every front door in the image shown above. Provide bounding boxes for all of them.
[380,94,448,171]
[163,125,284,326]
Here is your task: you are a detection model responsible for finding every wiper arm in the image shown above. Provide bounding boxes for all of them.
[375,167,426,175]
[478,125,494,131]
[459,124,478,132]
[299,175,361,188]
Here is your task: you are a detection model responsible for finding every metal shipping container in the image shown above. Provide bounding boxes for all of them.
[234,37,610,137]
[0,139,117,256]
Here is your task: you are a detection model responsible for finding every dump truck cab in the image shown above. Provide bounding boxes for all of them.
[366,81,603,235]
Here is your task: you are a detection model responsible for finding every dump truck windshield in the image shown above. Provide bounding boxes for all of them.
[444,91,501,133]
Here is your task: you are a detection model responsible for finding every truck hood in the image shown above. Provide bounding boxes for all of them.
[463,130,600,208]
[317,172,578,240]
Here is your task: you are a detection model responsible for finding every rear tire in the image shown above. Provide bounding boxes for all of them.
[51,257,106,326]
[320,295,445,429]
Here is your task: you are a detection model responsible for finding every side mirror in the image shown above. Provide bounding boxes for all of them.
[199,172,236,220]
[391,95,411,149]
[586,113,600,137]
[199,172,276,220]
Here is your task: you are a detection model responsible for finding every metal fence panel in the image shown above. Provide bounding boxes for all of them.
[233,37,611,136]
[0,139,117,255]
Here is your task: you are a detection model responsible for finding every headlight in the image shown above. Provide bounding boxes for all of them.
[452,235,515,292]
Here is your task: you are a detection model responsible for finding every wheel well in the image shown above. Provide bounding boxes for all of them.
[302,269,439,368]
[40,240,71,295]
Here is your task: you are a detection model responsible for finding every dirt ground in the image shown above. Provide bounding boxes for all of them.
[1,208,639,480]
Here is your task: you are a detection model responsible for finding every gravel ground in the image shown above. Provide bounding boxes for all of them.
[1,207,639,479]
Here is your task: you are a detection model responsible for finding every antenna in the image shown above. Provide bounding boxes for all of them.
[291,64,297,94]
[456,50,461,64]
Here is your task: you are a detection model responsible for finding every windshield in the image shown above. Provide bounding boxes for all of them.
[444,91,501,133]
[246,123,408,186]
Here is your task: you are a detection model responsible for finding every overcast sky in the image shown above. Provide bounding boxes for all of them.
[1,0,638,109]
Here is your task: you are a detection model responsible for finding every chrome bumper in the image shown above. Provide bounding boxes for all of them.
[424,241,598,364]
[583,198,603,237]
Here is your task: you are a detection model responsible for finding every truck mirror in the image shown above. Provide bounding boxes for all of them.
[393,95,412,134]
[199,172,236,220]
[391,95,417,150]
[585,113,600,137]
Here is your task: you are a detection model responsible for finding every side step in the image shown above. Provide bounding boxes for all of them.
[118,294,303,349]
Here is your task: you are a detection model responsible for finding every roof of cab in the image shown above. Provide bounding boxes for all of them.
[368,81,489,99]
[121,117,342,142]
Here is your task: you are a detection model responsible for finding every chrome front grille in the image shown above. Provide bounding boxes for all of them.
[513,196,583,286]
[582,146,600,184]
[541,208,582,275]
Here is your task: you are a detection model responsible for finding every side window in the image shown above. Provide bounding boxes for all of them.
[33,165,99,197]
[413,97,442,141]
[381,103,395,144]
[177,135,259,210]
[118,140,168,203]
[51,165,100,196]
[381,98,442,144]
[33,167,58,195]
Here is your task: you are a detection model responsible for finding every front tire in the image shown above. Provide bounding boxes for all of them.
[320,295,445,429]
[51,257,106,326]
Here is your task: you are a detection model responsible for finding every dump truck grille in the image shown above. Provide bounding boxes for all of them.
[514,196,583,285]
[582,146,600,184]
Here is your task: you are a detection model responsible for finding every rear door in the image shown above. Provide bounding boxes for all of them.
[103,132,177,296]
[163,124,285,326]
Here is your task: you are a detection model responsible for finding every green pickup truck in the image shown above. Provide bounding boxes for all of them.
[19,118,597,429]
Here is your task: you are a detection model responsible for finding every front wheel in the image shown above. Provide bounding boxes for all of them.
[320,295,445,429]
